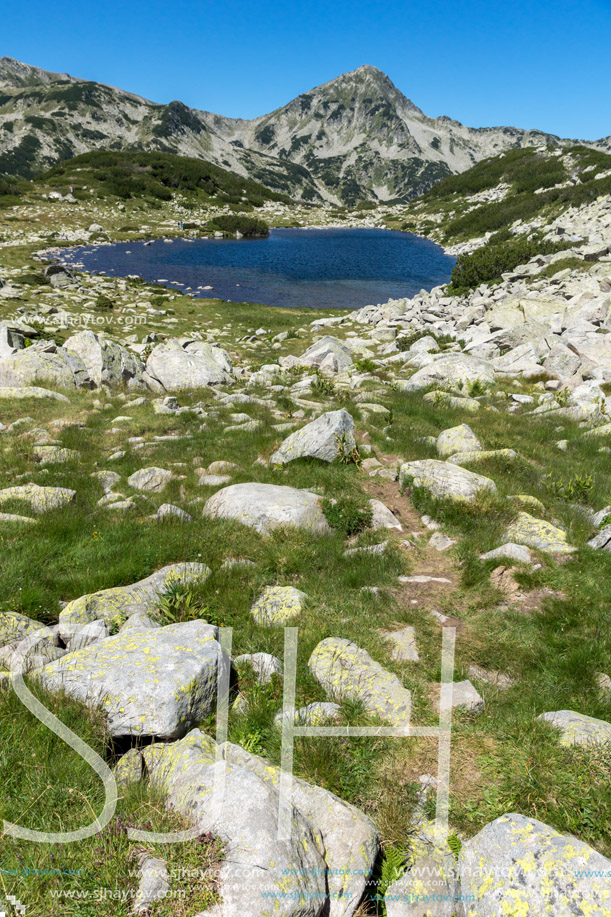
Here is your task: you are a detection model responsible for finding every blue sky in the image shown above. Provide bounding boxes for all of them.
[3,0,610,139]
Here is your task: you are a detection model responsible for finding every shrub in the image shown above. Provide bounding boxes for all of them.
[208,214,269,237]
[447,236,571,294]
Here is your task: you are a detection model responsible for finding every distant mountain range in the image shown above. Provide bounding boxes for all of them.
[1,57,608,204]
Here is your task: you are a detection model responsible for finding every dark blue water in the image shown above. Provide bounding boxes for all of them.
[61,228,455,310]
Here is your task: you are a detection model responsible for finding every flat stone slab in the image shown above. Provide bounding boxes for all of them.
[537,709,611,746]
[459,813,611,916]
[59,561,211,637]
[0,483,76,514]
[203,482,330,535]
[33,445,80,465]
[270,409,356,464]
[309,637,411,726]
[505,512,575,554]
[38,620,224,739]
[250,586,307,625]
[400,460,496,503]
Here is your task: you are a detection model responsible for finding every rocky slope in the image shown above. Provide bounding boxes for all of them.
[1,57,607,204]
[0,150,610,913]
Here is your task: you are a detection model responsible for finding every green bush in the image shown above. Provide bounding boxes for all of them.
[447,236,571,294]
[208,214,269,237]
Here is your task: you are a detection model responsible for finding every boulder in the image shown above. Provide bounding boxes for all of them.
[63,330,144,389]
[270,410,356,464]
[459,812,611,916]
[144,338,232,391]
[250,586,307,625]
[400,460,496,503]
[143,729,328,916]
[436,423,482,458]
[309,637,411,726]
[0,348,87,390]
[58,561,211,637]
[225,741,379,917]
[38,620,224,739]
[203,483,330,535]
[537,709,611,746]
[298,335,353,373]
[504,512,575,554]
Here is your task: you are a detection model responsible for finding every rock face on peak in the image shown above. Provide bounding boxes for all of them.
[1,57,603,202]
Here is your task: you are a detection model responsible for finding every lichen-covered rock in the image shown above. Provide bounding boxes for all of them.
[33,445,80,465]
[309,637,411,726]
[58,561,211,637]
[143,729,327,916]
[128,466,174,492]
[504,512,576,554]
[436,423,481,458]
[0,483,76,514]
[250,586,307,625]
[144,338,232,391]
[459,812,611,915]
[225,741,379,917]
[537,709,611,746]
[203,482,330,535]
[63,330,144,389]
[270,409,355,464]
[400,460,496,503]
[38,620,224,739]
[0,348,87,390]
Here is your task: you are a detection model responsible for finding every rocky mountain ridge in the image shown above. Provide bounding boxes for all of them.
[1,57,607,204]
